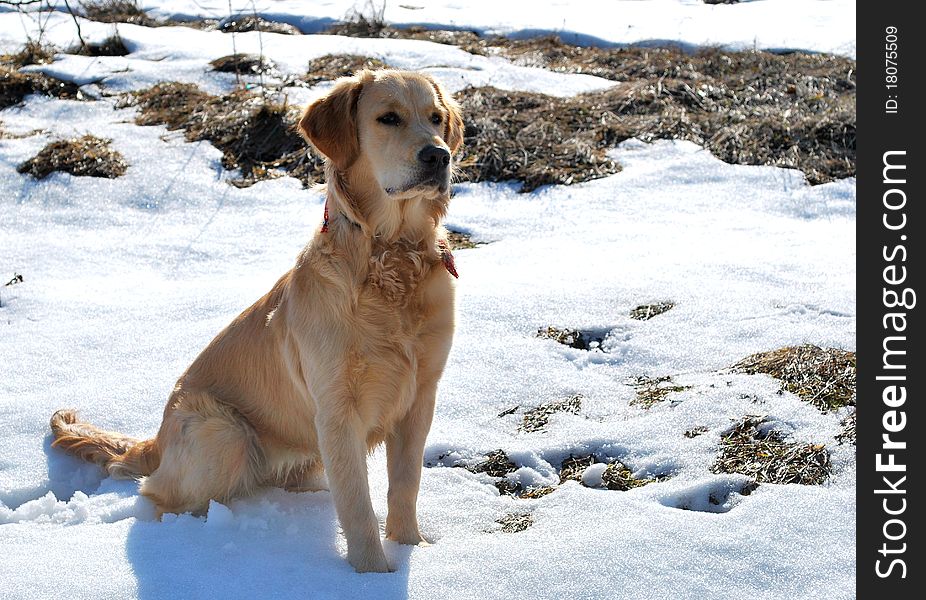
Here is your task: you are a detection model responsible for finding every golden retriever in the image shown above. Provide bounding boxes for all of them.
[49,69,464,573]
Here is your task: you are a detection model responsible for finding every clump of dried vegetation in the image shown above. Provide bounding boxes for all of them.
[120,83,320,187]
[0,65,81,109]
[628,375,691,409]
[711,416,831,485]
[71,34,130,57]
[444,230,479,250]
[494,512,533,533]
[536,326,609,351]
[629,301,675,321]
[18,135,127,179]
[518,395,583,433]
[210,54,274,75]
[733,345,856,412]
[559,454,657,490]
[836,410,856,445]
[80,0,158,26]
[219,14,300,35]
[303,55,389,85]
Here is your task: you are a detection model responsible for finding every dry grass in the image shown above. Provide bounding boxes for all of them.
[684,426,709,438]
[303,55,389,85]
[559,454,656,490]
[122,83,320,187]
[559,454,597,483]
[456,87,620,192]
[519,395,583,433]
[468,449,518,478]
[0,66,82,109]
[210,54,274,75]
[80,0,157,26]
[536,326,607,351]
[489,41,854,185]
[495,512,533,533]
[733,345,856,412]
[628,375,691,409]
[445,230,479,250]
[629,301,675,321]
[836,410,856,445]
[601,462,653,491]
[219,15,300,35]
[2,41,55,67]
[18,135,127,180]
[72,34,129,57]
[711,416,831,485]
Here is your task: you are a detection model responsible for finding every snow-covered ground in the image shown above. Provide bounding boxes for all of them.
[1,2,855,599]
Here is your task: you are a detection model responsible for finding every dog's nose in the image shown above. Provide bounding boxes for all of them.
[418,145,451,169]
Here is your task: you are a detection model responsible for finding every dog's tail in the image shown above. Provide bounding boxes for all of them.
[50,409,160,479]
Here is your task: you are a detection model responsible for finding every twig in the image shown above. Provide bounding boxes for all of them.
[61,0,88,52]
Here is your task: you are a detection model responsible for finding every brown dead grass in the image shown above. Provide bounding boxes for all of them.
[495,512,533,533]
[629,301,675,321]
[628,375,691,409]
[210,54,274,75]
[445,230,479,250]
[219,15,301,35]
[456,87,620,191]
[303,55,389,85]
[18,135,127,179]
[2,42,56,67]
[72,34,130,57]
[711,416,831,485]
[80,0,158,26]
[122,83,320,186]
[836,410,856,445]
[733,345,856,411]
[519,395,582,433]
[0,66,82,109]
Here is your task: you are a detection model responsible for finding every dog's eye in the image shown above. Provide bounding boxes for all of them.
[377,112,401,126]
[430,113,442,125]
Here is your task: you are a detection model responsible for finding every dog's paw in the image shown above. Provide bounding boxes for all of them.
[385,530,430,546]
[348,547,392,573]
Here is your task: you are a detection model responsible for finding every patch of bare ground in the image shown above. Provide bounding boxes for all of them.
[494,513,533,533]
[444,230,480,250]
[120,83,321,186]
[80,0,158,26]
[536,326,609,351]
[218,15,301,35]
[711,416,831,485]
[733,345,856,412]
[210,54,275,75]
[518,395,583,433]
[2,42,55,67]
[0,65,82,109]
[303,55,389,85]
[71,34,130,57]
[836,410,856,445]
[629,301,675,321]
[455,87,621,192]
[627,375,691,409]
[559,454,658,490]
[18,135,127,179]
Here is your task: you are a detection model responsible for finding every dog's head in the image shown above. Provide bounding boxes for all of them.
[298,70,464,200]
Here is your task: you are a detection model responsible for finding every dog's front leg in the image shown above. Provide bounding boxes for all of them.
[384,379,437,546]
[315,406,390,573]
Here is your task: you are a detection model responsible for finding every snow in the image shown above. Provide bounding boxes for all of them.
[140,0,857,58]
[1,2,854,599]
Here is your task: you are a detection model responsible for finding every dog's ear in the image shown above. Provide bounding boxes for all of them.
[298,76,364,169]
[429,79,465,155]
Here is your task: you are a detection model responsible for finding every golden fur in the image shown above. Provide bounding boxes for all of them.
[50,70,464,573]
